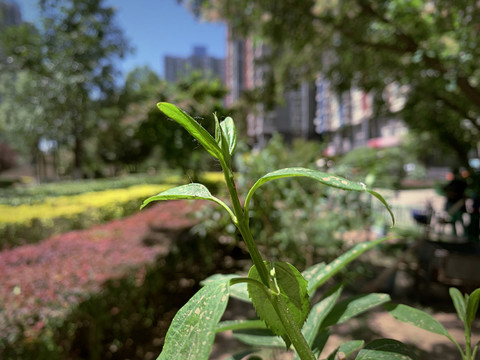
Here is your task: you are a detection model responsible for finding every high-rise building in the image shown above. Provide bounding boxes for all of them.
[164,46,225,83]
[0,0,22,31]
[225,26,318,146]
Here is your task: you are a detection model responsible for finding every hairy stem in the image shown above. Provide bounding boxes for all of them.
[220,159,271,287]
[220,160,314,360]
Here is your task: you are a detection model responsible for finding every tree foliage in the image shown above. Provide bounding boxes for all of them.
[0,0,130,178]
[135,71,228,179]
[191,0,480,169]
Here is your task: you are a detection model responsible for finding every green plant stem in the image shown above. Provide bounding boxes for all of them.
[220,161,315,360]
[220,160,271,287]
[472,342,479,359]
[231,278,316,360]
[272,293,316,360]
[464,326,472,360]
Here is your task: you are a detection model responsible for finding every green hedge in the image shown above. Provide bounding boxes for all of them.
[0,173,182,206]
[0,184,171,250]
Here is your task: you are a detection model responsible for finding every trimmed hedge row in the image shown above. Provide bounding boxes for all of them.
[0,184,172,250]
[0,173,182,206]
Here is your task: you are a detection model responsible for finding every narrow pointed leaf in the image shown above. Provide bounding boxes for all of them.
[322,293,391,328]
[216,114,231,162]
[293,286,342,360]
[202,274,250,302]
[385,303,452,339]
[140,183,234,219]
[308,237,390,294]
[301,262,326,296]
[157,102,222,159]
[157,280,230,360]
[217,319,267,333]
[449,287,467,324]
[244,167,394,225]
[232,328,285,348]
[302,285,342,346]
[466,288,480,327]
[327,340,365,360]
[356,339,418,360]
[248,261,310,348]
[220,117,237,155]
[223,350,258,360]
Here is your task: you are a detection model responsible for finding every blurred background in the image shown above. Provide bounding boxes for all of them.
[1,0,480,359]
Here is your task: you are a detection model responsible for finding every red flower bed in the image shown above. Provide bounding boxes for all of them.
[0,200,201,340]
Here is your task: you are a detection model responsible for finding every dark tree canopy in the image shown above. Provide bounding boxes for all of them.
[0,0,130,178]
[190,0,480,169]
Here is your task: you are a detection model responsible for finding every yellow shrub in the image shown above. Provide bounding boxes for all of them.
[0,184,172,249]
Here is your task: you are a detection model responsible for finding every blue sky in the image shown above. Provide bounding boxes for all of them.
[14,0,226,80]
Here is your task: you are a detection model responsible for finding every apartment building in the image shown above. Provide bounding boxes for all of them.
[164,45,225,83]
[225,25,407,153]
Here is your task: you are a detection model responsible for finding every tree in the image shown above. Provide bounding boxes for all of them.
[96,66,170,175]
[135,71,228,179]
[190,0,480,170]
[0,0,129,178]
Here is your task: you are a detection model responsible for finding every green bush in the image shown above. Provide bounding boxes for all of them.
[334,146,411,189]
[195,135,377,268]
[0,184,172,249]
[0,172,181,206]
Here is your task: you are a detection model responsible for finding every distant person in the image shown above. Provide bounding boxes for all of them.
[443,168,468,236]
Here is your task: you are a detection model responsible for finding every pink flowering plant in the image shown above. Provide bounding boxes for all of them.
[142,103,480,359]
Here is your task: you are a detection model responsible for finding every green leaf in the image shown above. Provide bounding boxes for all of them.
[223,349,259,360]
[311,330,330,358]
[140,183,235,221]
[322,293,391,328]
[157,102,222,160]
[220,116,237,155]
[214,113,231,162]
[307,237,390,294]
[202,274,250,302]
[247,261,310,348]
[217,320,267,333]
[466,288,480,328]
[293,286,342,360]
[232,328,285,348]
[157,279,230,360]
[244,167,394,225]
[301,262,326,296]
[327,340,365,360]
[356,339,418,359]
[449,287,467,324]
[302,285,343,346]
[385,303,452,339]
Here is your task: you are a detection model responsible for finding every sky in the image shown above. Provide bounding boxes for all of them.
[13,0,227,80]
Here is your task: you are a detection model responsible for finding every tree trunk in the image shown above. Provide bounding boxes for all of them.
[72,132,83,179]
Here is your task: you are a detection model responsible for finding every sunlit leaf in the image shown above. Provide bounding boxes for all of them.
[232,328,285,348]
[322,293,391,328]
[157,102,222,159]
[466,288,480,328]
[356,339,418,359]
[157,279,230,360]
[202,273,250,302]
[248,261,310,348]
[293,285,342,360]
[327,340,365,360]
[307,237,390,294]
[449,287,466,324]
[385,303,452,339]
[140,183,235,220]
[223,349,259,360]
[217,319,267,333]
[220,116,237,155]
[244,167,394,225]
